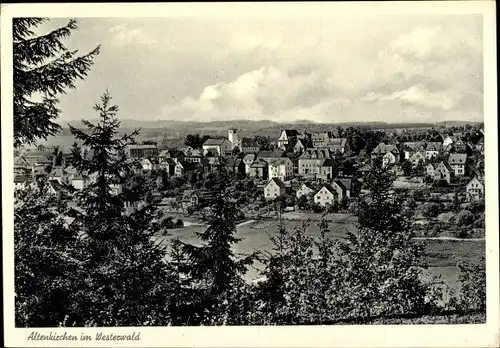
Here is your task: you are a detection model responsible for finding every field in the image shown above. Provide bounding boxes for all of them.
[155,212,485,293]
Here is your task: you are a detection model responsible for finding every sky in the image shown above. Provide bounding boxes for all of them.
[38,13,483,124]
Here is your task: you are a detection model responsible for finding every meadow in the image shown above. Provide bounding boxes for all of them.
[155,213,485,293]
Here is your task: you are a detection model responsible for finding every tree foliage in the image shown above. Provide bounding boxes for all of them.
[13,18,100,147]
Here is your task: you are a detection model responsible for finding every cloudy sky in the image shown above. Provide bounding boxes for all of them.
[39,12,483,124]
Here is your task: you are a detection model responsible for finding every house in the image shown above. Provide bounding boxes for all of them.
[388,163,405,177]
[317,158,334,182]
[434,161,453,183]
[14,174,31,190]
[14,155,30,175]
[47,179,64,195]
[241,138,260,153]
[202,138,232,156]
[311,132,333,148]
[296,182,315,198]
[126,144,158,159]
[256,150,286,162]
[442,135,454,148]
[184,148,203,163]
[298,148,332,176]
[466,177,484,201]
[382,151,398,167]
[426,163,436,177]
[453,139,468,153]
[264,178,287,200]
[71,174,88,190]
[328,138,350,154]
[243,154,256,174]
[314,184,338,207]
[159,158,176,175]
[48,166,65,183]
[158,150,171,163]
[293,139,307,153]
[277,129,300,150]
[174,161,185,177]
[182,190,202,209]
[409,151,426,166]
[140,158,154,171]
[268,157,293,182]
[225,157,246,176]
[249,158,269,180]
[425,142,443,159]
[448,153,467,176]
[402,142,426,159]
[331,178,356,201]
[371,143,400,158]
[23,150,53,169]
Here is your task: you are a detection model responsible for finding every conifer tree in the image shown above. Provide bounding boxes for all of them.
[68,92,170,326]
[181,165,253,325]
[13,18,99,147]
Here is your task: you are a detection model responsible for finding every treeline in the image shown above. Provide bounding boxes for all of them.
[14,93,485,327]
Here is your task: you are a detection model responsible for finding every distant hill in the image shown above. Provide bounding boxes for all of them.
[435,120,483,127]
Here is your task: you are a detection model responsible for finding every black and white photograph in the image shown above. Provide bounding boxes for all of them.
[2,2,498,347]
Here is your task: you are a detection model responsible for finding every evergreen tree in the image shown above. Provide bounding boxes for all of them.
[181,166,253,325]
[13,18,100,147]
[68,92,171,326]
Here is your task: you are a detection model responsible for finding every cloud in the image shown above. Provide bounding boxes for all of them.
[109,24,158,47]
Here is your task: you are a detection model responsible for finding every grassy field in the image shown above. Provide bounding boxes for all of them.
[154,213,485,293]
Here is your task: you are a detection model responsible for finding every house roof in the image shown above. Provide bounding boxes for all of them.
[320,158,335,167]
[329,138,348,146]
[467,176,484,187]
[437,161,453,172]
[426,142,443,151]
[312,132,332,141]
[127,144,158,149]
[281,129,300,137]
[268,157,291,166]
[163,158,176,165]
[299,148,331,159]
[300,182,316,191]
[257,150,285,159]
[373,143,399,154]
[50,167,64,177]
[159,150,170,157]
[14,174,30,183]
[333,178,353,191]
[267,177,286,189]
[48,179,63,192]
[410,151,425,158]
[250,158,268,168]
[243,154,256,162]
[203,137,228,146]
[242,138,259,147]
[448,153,467,165]
[316,184,338,196]
[402,141,425,151]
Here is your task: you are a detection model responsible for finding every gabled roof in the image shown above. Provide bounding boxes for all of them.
[242,138,259,147]
[127,144,158,149]
[257,150,285,159]
[372,143,399,154]
[448,153,467,165]
[333,178,353,191]
[266,177,286,189]
[328,138,348,147]
[268,157,291,166]
[158,150,170,157]
[467,176,484,187]
[315,184,338,196]
[311,132,333,141]
[163,158,176,166]
[203,137,228,146]
[48,179,63,193]
[281,129,300,137]
[436,161,453,172]
[299,182,316,191]
[402,141,425,151]
[299,148,331,159]
[50,167,64,177]
[426,142,443,151]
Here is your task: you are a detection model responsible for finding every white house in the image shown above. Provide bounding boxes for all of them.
[296,182,315,199]
[426,163,436,177]
[202,138,232,156]
[14,174,31,190]
[425,142,443,160]
[277,130,300,150]
[466,177,484,201]
[227,128,242,150]
[140,158,153,171]
[314,184,338,207]
[174,161,184,177]
[243,154,256,174]
[264,178,286,200]
[382,152,397,167]
[268,157,293,182]
[448,153,467,176]
[442,135,454,148]
[71,174,88,190]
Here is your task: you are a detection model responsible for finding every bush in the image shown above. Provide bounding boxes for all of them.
[456,209,474,227]
[175,219,184,228]
[456,257,486,312]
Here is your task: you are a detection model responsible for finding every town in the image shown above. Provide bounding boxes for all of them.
[14,123,485,240]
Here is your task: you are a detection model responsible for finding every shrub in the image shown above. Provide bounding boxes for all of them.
[456,257,486,312]
[175,219,184,228]
[456,209,474,227]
